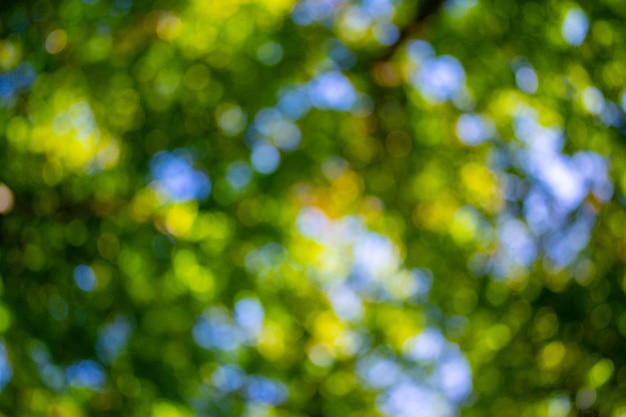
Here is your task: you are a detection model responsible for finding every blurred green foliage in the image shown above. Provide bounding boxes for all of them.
[2,0,626,416]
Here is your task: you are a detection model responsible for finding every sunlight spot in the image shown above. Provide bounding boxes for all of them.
[582,86,605,115]
[435,355,472,402]
[227,161,252,190]
[515,66,538,94]
[0,343,11,392]
[212,365,245,392]
[456,113,494,145]
[373,22,399,46]
[251,144,280,174]
[405,329,445,362]
[218,105,247,135]
[562,8,588,46]
[328,285,363,321]
[414,55,465,104]
[245,376,288,405]
[235,298,264,338]
[66,360,105,390]
[74,264,97,292]
[309,71,357,111]
[257,41,283,66]
[277,87,311,120]
[0,184,14,214]
[96,316,132,363]
[549,394,571,417]
[150,150,211,202]
[45,29,67,54]
[358,355,400,389]
[380,383,454,417]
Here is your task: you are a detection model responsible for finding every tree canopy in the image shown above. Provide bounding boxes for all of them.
[2,0,626,416]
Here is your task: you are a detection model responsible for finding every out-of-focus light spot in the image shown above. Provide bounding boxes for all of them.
[255,108,282,135]
[588,359,613,387]
[322,157,348,180]
[435,355,472,402]
[329,285,363,321]
[96,316,132,363]
[155,69,180,97]
[572,152,613,201]
[245,376,288,405]
[599,102,621,127]
[66,360,105,390]
[499,218,536,267]
[456,113,494,145]
[257,41,283,66]
[42,365,65,389]
[309,71,357,111]
[273,120,301,150]
[0,62,36,107]
[523,188,551,234]
[412,268,433,297]
[74,264,97,292]
[31,344,66,390]
[544,218,593,267]
[254,108,301,150]
[352,233,396,277]
[193,310,244,352]
[292,0,347,26]
[414,56,465,104]
[362,0,394,18]
[582,86,605,115]
[297,207,329,240]
[227,161,252,190]
[507,106,613,271]
[324,38,356,69]
[380,383,454,417]
[308,344,334,366]
[277,87,311,120]
[405,329,445,362]
[0,41,18,70]
[342,6,372,38]
[45,29,67,54]
[150,150,211,202]
[514,111,590,210]
[212,365,245,392]
[358,355,400,388]
[245,243,286,274]
[0,184,14,214]
[444,0,477,18]
[576,388,596,410]
[234,298,264,338]
[549,394,571,417]
[152,402,189,417]
[373,22,399,46]
[156,12,181,41]
[562,8,588,46]
[407,40,434,63]
[251,144,280,174]
[538,155,586,209]
[515,67,538,94]
[0,343,12,392]
[218,105,247,135]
